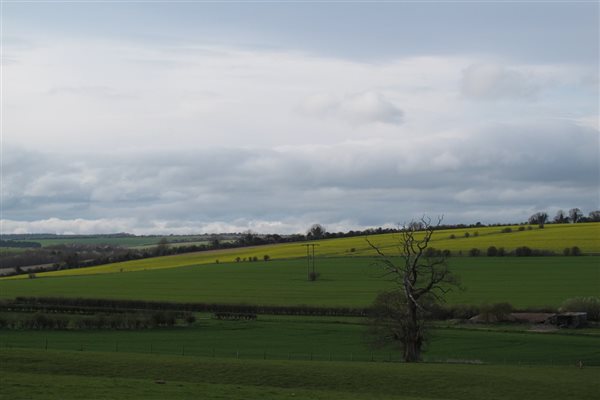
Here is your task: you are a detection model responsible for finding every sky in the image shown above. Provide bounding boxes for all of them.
[1,1,599,235]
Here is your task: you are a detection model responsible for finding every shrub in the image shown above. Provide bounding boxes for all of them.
[486,246,498,257]
[349,248,356,253]
[571,246,581,256]
[468,248,481,257]
[518,226,525,231]
[515,246,532,256]
[464,232,470,238]
[449,234,456,239]
[560,297,600,321]
[263,255,271,261]
[527,226,533,230]
[473,231,479,237]
[563,248,571,256]
[28,272,36,279]
[497,247,505,257]
[501,227,512,233]
[479,302,514,322]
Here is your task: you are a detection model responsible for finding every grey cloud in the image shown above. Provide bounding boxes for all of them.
[461,63,540,100]
[3,120,598,234]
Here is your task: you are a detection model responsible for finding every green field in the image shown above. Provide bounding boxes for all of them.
[1,257,598,308]
[2,315,599,365]
[6,223,597,279]
[1,348,597,400]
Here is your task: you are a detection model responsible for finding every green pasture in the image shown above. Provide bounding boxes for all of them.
[1,316,599,365]
[1,347,598,400]
[1,257,598,308]
[6,223,598,278]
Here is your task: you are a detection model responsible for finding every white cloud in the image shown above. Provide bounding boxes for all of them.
[299,91,403,125]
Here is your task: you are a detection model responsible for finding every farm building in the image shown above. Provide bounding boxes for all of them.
[547,312,587,328]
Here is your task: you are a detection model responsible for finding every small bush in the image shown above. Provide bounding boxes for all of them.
[518,226,525,231]
[501,227,512,233]
[349,248,356,253]
[28,272,37,279]
[449,234,456,239]
[464,232,470,238]
[486,246,498,257]
[468,248,481,257]
[527,226,533,230]
[571,246,581,256]
[560,297,600,321]
[563,248,571,256]
[473,231,479,237]
[263,255,271,261]
[497,247,505,257]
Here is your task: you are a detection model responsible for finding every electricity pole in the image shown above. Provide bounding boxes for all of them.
[301,243,319,281]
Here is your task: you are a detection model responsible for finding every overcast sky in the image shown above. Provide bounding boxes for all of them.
[1,1,599,235]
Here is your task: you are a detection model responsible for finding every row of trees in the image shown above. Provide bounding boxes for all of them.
[529,208,599,228]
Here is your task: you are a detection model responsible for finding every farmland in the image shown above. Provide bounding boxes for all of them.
[1,256,598,308]
[1,223,599,400]
[2,315,599,365]
[4,223,599,279]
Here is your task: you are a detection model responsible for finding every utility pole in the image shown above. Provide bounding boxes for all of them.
[301,243,319,281]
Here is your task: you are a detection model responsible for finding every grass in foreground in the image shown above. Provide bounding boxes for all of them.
[1,257,598,308]
[1,348,597,400]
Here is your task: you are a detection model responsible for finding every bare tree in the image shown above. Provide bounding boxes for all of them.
[569,208,583,224]
[528,212,548,228]
[554,209,568,224]
[366,216,459,362]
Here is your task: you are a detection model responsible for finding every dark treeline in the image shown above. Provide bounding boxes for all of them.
[0,240,42,248]
[11,297,371,317]
[0,310,195,330]
[6,297,566,321]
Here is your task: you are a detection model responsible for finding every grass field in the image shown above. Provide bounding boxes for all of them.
[1,257,597,308]
[1,348,597,400]
[2,316,599,365]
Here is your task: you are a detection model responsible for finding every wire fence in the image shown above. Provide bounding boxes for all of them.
[2,340,598,367]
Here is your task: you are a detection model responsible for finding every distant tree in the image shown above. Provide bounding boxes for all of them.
[554,209,568,224]
[588,210,600,222]
[263,254,271,261]
[528,212,548,228]
[307,224,326,240]
[569,208,583,224]
[487,246,498,257]
[156,238,169,256]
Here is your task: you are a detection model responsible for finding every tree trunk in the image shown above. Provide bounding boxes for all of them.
[403,300,422,362]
